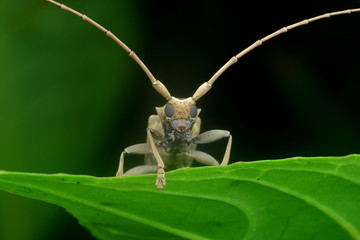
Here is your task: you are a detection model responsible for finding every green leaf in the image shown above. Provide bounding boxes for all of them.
[0,155,359,240]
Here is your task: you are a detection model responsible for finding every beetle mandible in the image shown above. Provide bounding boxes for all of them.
[46,0,360,189]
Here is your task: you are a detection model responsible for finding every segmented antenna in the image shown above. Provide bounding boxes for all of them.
[46,1,359,102]
[192,8,360,100]
[46,0,172,100]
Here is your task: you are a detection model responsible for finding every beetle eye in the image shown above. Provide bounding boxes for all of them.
[190,105,197,118]
[165,104,174,117]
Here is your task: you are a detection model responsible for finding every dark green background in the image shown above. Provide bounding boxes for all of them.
[1,0,359,239]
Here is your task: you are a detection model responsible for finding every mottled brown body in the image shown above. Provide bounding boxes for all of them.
[118,97,232,189]
[145,99,202,170]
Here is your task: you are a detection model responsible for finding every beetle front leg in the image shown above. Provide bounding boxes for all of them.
[146,128,166,189]
[193,130,232,166]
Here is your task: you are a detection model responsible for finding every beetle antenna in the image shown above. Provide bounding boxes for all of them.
[46,0,172,101]
[192,8,360,101]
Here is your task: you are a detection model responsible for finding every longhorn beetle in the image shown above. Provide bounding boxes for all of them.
[46,0,360,189]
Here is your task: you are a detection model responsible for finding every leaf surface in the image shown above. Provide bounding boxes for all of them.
[0,155,360,240]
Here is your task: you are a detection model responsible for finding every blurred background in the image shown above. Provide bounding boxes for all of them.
[0,0,360,239]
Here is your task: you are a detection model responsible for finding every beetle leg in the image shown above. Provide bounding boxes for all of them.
[186,150,219,166]
[116,143,151,177]
[193,130,232,166]
[146,128,166,189]
[124,165,159,176]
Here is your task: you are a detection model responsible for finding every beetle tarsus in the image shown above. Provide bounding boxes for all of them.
[156,168,166,189]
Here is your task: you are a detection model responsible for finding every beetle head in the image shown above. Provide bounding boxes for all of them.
[158,97,200,133]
